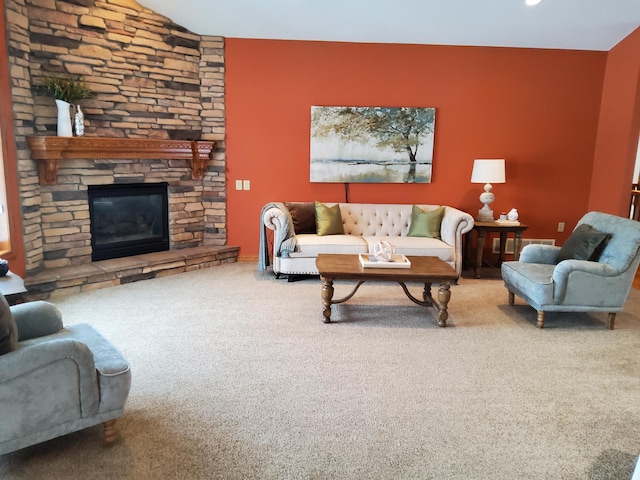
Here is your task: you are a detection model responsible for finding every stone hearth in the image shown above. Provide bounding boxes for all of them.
[25,245,239,301]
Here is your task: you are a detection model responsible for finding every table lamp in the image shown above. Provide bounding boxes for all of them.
[471,159,505,222]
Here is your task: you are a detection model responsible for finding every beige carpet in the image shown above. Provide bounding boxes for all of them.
[1,263,639,479]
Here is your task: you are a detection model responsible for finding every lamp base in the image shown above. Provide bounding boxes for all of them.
[476,207,495,222]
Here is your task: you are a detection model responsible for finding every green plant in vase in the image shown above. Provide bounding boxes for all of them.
[39,75,95,137]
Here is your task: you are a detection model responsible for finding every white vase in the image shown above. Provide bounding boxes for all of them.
[55,99,73,137]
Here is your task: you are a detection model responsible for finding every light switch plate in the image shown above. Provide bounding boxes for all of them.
[243,180,250,190]
[235,180,243,190]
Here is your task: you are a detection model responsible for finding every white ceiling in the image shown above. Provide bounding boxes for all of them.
[137,0,640,51]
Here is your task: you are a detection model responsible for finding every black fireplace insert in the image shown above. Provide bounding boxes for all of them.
[88,182,169,261]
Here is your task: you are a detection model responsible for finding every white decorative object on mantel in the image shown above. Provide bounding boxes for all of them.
[507,208,519,221]
[55,99,73,137]
[74,104,85,136]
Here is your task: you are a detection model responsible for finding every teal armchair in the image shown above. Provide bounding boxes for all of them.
[0,298,131,455]
[501,212,640,329]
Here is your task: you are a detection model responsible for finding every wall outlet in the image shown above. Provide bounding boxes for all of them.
[558,222,565,233]
[235,180,243,190]
[243,180,251,190]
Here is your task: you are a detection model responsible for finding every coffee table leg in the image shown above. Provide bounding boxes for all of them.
[404,282,451,328]
[423,283,431,303]
[437,284,451,327]
[320,276,334,323]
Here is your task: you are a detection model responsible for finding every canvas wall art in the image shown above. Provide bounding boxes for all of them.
[310,106,436,183]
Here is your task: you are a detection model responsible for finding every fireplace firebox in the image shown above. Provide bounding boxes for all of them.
[88,183,169,261]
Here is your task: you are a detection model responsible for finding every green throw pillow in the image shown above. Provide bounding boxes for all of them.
[407,205,445,239]
[315,201,344,236]
[0,295,18,356]
[556,223,609,263]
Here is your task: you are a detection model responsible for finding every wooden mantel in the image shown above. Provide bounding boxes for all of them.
[26,136,216,185]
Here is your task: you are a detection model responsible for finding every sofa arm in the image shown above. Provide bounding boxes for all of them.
[0,338,100,417]
[11,301,63,341]
[438,207,474,276]
[520,244,560,264]
[259,202,298,270]
[263,206,290,232]
[439,206,474,247]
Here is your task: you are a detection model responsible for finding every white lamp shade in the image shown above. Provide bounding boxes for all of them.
[471,159,506,184]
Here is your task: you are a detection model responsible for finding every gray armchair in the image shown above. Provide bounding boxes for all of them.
[501,212,640,329]
[0,297,131,455]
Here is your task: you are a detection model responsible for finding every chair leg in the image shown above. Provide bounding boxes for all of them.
[508,291,514,306]
[103,419,118,446]
[536,311,545,328]
[607,313,616,330]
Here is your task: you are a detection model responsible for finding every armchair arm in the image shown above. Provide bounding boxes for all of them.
[553,259,619,279]
[10,301,63,341]
[552,260,621,304]
[0,338,100,417]
[520,244,560,264]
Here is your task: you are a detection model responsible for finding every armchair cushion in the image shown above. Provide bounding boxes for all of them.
[556,223,609,263]
[0,295,17,356]
[501,262,556,306]
[519,244,561,264]
[407,205,445,239]
[315,201,344,236]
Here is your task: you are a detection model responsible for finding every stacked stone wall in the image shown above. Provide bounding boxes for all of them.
[4,0,226,272]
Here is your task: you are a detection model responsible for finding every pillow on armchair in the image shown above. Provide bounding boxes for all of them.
[556,223,609,263]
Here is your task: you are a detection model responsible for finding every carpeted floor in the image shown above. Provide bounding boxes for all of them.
[1,262,639,479]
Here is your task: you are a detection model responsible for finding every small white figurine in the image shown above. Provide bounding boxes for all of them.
[373,240,396,262]
[74,105,85,136]
[507,208,519,221]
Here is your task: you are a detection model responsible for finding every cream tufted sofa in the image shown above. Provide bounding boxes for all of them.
[260,202,474,277]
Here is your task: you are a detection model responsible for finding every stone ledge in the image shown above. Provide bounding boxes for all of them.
[24,246,239,301]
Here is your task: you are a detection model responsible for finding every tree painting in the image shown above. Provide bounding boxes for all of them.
[310,106,436,183]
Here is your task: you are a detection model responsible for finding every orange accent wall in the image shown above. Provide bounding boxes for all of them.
[590,27,640,215]
[226,39,608,256]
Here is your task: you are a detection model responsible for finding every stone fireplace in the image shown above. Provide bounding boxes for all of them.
[21,136,237,300]
[25,135,223,269]
[4,0,231,283]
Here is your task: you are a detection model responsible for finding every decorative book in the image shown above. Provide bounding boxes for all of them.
[495,219,520,226]
[359,253,411,269]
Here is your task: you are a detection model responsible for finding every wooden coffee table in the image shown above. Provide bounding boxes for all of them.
[315,254,459,327]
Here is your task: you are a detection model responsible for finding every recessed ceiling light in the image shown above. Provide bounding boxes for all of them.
[525,0,543,5]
